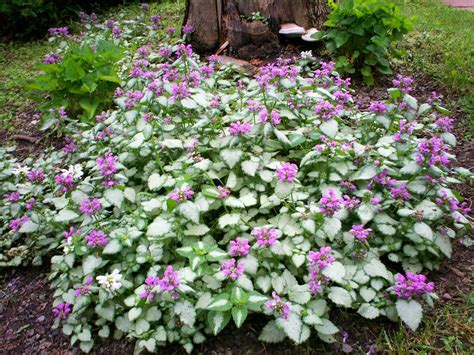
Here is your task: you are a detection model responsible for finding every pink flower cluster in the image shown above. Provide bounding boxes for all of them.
[221,258,244,280]
[265,292,290,319]
[314,100,342,121]
[124,90,144,109]
[392,272,434,299]
[27,168,45,183]
[4,191,19,202]
[229,121,252,136]
[276,162,298,182]
[170,82,190,102]
[74,277,93,296]
[369,101,387,114]
[79,198,102,215]
[434,116,454,132]
[307,247,334,295]
[169,185,194,202]
[229,238,250,257]
[97,153,118,176]
[259,109,281,125]
[350,224,372,243]
[9,216,30,231]
[319,189,342,217]
[85,230,109,248]
[140,265,181,299]
[415,137,450,167]
[392,74,413,93]
[55,171,75,193]
[52,302,72,319]
[251,227,279,247]
[217,186,230,199]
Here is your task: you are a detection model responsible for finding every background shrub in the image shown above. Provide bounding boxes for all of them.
[317,0,411,84]
[0,0,148,40]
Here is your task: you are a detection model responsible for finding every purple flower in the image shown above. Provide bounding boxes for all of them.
[315,100,342,121]
[415,137,450,167]
[217,186,230,199]
[392,272,434,299]
[141,3,149,13]
[124,90,144,109]
[169,185,194,202]
[390,183,410,201]
[342,195,360,210]
[392,74,413,93]
[112,27,122,39]
[276,162,298,182]
[221,258,244,280]
[165,27,176,35]
[79,198,102,215]
[140,276,160,300]
[176,44,193,58]
[252,227,279,248]
[319,189,342,217]
[369,101,387,114]
[158,266,180,295]
[63,136,77,153]
[9,216,30,231]
[229,121,252,136]
[265,292,290,319]
[350,224,372,243]
[74,277,93,296]
[52,302,72,319]
[26,198,36,210]
[434,116,454,132]
[27,168,45,183]
[151,15,161,24]
[97,153,118,176]
[258,109,281,125]
[85,230,109,248]
[170,82,190,102]
[48,27,69,37]
[308,246,335,270]
[229,238,250,257]
[43,53,60,64]
[4,191,19,202]
[182,24,194,34]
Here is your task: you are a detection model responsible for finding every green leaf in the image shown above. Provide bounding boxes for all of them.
[128,307,142,321]
[328,286,352,307]
[231,306,248,328]
[276,313,310,344]
[208,294,232,312]
[207,311,231,335]
[104,189,124,207]
[259,320,286,343]
[83,255,102,275]
[396,299,423,331]
[322,262,346,284]
[220,149,243,168]
[320,119,338,138]
[54,209,79,222]
[275,180,294,199]
[315,318,339,335]
[19,220,39,233]
[174,300,196,326]
[179,201,200,224]
[414,222,433,241]
[357,303,380,319]
[135,319,150,335]
[147,217,171,237]
[103,239,122,254]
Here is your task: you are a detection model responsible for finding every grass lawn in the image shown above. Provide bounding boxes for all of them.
[398,0,474,133]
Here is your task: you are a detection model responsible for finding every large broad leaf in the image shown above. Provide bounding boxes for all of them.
[276,313,310,344]
[147,217,171,237]
[179,201,200,224]
[207,311,231,335]
[328,287,352,307]
[259,320,286,343]
[54,209,79,222]
[175,300,196,326]
[357,303,380,319]
[104,189,124,207]
[320,119,338,138]
[396,299,423,331]
[220,149,243,168]
[83,255,102,275]
[231,306,248,328]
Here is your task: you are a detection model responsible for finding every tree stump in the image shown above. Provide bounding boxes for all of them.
[183,0,329,58]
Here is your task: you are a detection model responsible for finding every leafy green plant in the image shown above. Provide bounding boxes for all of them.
[28,40,124,127]
[240,11,269,24]
[315,0,411,84]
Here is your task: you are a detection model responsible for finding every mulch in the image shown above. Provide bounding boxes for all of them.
[0,64,472,354]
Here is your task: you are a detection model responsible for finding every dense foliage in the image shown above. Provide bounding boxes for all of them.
[28,39,124,127]
[0,6,472,354]
[0,0,148,39]
[316,0,411,84]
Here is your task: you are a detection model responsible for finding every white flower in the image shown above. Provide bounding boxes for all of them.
[61,164,83,179]
[300,50,313,59]
[97,269,123,291]
[12,165,31,176]
[69,164,84,179]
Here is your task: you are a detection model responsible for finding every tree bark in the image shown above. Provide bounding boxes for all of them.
[183,0,329,57]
